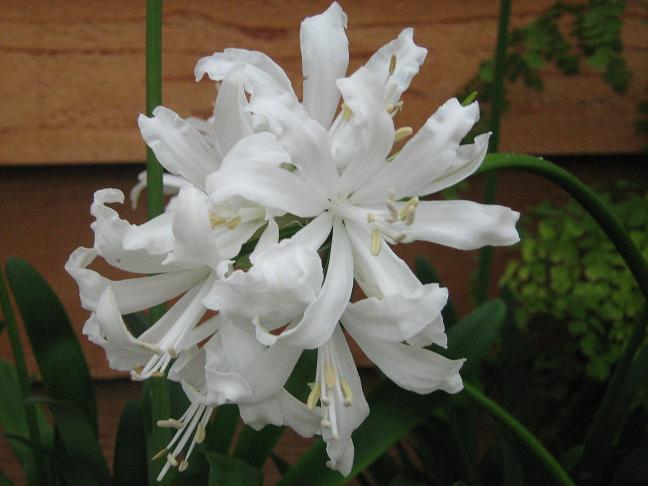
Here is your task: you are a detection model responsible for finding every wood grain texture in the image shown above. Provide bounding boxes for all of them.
[1,0,647,166]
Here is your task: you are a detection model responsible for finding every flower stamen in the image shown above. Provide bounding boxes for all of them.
[371,228,382,256]
[394,126,413,142]
[389,54,397,75]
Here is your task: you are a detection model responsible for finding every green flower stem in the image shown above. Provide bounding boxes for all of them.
[463,382,576,486]
[474,0,512,305]
[144,1,172,483]
[0,270,48,485]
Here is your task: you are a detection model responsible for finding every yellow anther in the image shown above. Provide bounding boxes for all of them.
[151,371,165,378]
[371,228,382,256]
[394,126,413,143]
[321,419,331,428]
[178,460,189,472]
[195,425,206,444]
[389,54,397,75]
[307,382,321,410]
[340,379,353,407]
[168,347,178,359]
[387,101,404,115]
[342,103,352,120]
[366,212,376,224]
[152,448,168,461]
[133,366,144,375]
[225,216,242,230]
[138,341,161,353]
[209,212,226,228]
[324,364,337,389]
[167,453,178,468]
[399,197,419,223]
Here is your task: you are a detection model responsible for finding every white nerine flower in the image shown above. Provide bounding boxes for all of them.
[196,2,519,473]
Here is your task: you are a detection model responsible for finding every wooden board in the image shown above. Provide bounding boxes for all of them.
[1,0,647,166]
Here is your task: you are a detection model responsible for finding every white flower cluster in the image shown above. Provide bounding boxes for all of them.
[67,2,520,479]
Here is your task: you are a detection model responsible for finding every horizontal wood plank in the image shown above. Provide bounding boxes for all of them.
[0,0,647,166]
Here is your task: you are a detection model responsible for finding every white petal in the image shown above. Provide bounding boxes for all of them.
[65,247,209,313]
[207,144,327,218]
[335,67,395,195]
[344,221,420,298]
[91,189,176,273]
[351,99,480,205]
[406,314,448,349]
[213,220,266,260]
[212,65,254,155]
[246,92,340,197]
[254,218,353,349]
[138,106,220,189]
[399,200,520,250]
[123,211,175,256]
[364,28,427,106]
[205,369,253,404]
[277,212,333,253]
[195,48,293,96]
[249,219,279,264]
[239,390,321,437]
[301,2,349,128]
[129,171,189,210]
[347,325,465,394]
[220,131,292,169]
[417,132,490,195]
[168,345,207,389]
[163,185,224,270]
[342,283,447,342]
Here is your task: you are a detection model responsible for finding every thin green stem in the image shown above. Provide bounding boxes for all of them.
[0,270,48,485]
[463,382,575,486]
[144,1,171,483]
[474,0,512,305]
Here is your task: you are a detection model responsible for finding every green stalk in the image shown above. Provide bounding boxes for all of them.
[463,382,575,486]
[474,0,512,305]
[144,1,172,482]
[0,270,48,485]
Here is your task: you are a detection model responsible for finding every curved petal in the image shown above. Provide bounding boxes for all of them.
[195,48,293,97]
[364,28,428,106]
[163,185,224,270]
[347,325,465,394]
[342,283,447,342]
[276,212,333,253]
[344,221,420,298]
[253,218,353,349]
[351,99,480,205]
[123,211,175,256]
[138,106,220,189]
[335,67,395,196]
[239,390,321,437]
[301,1,349,128]
[212,64,254,156]
[406,314,448,348]
[91,189,177,273]
[65,247,209,313]
[399,200,521,250]
[129,171,189,210]
[207,149,327,218]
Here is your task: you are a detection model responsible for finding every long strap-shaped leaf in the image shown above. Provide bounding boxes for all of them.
[113,400,148,486]
[5,257,98,433]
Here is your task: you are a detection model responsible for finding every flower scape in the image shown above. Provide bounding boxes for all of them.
[67,2,520,479]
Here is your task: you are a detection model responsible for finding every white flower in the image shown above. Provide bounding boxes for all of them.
[196,2,520,473]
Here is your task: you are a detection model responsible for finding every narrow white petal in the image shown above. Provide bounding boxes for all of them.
[65,247,209,313]
[336,67,394,195]
[351,99,481,205]
[138,106,220,189]
[342,284,447,342]
[347,325,465,394]
[364,28,427,106]
[164,186,224,270]
[90,189,176,273]
[212,65,254,155]
[257,218,353,349]
[278,212,333,253]
[399,200,520,250]
[301,2,349,128]
[249,219,280,264]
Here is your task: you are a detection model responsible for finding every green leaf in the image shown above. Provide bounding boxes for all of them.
[112,401,148,486]
[0,319,5,334]
[0,360,52,486]
[444,299,507,377]
[206,451,263,486]
[5,257,97,433]
[270,453,291,477]
[610,439,648,486]
[204,404,239,455]
[36,397,111,486]
[279,302,506,486]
